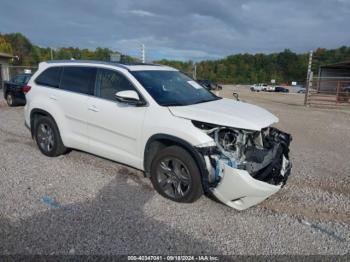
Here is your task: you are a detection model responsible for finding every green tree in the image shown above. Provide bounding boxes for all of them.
[1,32,39,65]
[0,36,13,54]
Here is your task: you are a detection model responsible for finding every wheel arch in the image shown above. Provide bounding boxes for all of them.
[30,108,57,138]
[143,134,209,191]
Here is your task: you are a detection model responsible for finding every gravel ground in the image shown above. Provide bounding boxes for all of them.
[0,88,349,255]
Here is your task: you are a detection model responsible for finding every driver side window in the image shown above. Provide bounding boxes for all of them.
[95,68,135,101]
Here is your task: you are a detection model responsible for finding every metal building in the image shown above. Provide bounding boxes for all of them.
[318,61,350,93]
[306,61,350,106]
[0,52,15,88]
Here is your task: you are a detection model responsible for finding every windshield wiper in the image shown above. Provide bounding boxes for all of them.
[192,97,220,105]
[162,102,184,106]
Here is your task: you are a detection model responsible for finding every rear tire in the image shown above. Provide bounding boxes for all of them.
[150,145,203,203]
[6,92,16,107]
[34,116,67,157]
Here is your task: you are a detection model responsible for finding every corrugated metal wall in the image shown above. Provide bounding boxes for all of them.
[319,67,350,92]
[0,58,10,89]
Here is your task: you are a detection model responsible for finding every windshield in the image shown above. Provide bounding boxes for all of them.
[131,70,220,106]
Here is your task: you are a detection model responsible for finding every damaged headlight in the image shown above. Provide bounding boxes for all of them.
[192,120,292,186]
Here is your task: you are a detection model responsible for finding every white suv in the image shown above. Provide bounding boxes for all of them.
[24,60,292,210]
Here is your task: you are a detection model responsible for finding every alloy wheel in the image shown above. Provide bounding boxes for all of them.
[37,123,55,153]
[156,157,192,199]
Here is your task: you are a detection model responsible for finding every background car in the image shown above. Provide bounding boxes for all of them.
[338,85,350,102]
[293,85,306,93]
[275,86,289,93]
[265,85,276,92]
[250,84,263,92]
[3,73,32,106]
[251,83,275,92]
[197,79,222,91]
[343,85,350,92]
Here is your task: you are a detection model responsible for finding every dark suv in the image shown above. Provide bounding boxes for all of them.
[3,73,32,106]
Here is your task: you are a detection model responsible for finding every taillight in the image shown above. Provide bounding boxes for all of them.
[22,85,32,94]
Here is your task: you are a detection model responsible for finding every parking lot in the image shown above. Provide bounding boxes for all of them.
[0,87,349,255]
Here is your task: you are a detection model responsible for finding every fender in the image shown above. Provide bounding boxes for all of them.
[144,134,210,192]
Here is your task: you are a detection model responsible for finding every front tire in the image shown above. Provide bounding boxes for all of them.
[34,116,67,157]
[150,146,203,203]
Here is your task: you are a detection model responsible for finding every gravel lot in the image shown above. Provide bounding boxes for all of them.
[0,87,349,255]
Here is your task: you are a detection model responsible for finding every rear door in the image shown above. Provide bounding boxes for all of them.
[34,66,96,151]
[86,68,147,169]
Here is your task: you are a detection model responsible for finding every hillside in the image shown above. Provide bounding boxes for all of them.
[156,47,350,84]
[1,32,350,84]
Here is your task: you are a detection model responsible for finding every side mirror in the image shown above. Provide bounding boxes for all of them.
[232,92,240,101]
[115,90,145,106]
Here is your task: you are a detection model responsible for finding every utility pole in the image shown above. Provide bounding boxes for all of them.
[50,48,53,60]
[193,63,197,80]
[304,50,313,106]
[141,44,145,63]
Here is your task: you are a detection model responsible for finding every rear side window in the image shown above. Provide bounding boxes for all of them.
[60,67,96,95]
[95,68,135,100]
[35,67,62,88]
[13,75,26,84]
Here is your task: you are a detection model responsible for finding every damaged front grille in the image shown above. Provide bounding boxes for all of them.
[193,121,292,186]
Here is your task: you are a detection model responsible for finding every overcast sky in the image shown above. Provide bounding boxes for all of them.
[1,0,349,61]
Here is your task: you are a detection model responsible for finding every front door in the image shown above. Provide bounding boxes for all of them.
[87,68,147,169]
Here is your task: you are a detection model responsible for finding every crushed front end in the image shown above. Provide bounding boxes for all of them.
[194,121,292,210]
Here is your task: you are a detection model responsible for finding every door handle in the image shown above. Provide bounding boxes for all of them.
[49,95,57,101]
[88,105,99,112]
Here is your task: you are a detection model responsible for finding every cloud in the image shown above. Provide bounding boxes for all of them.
[241,4,251,11]
[0,0,349,61]
[128,10,157,17]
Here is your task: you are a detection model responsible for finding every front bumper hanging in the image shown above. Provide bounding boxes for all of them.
[212,156,291,210]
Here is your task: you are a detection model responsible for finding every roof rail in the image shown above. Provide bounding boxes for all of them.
[45,60,130,70]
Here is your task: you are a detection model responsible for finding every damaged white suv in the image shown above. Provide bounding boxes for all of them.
[24,61,292,210]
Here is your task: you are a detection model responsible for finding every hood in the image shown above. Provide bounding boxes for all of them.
[168,98,278,131]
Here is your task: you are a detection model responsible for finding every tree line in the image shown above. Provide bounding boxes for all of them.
[0,32,136,67]
[156,46,350,84]
[1,32,350,84]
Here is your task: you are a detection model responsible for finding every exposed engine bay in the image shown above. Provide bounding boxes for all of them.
[193,120,292,210]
